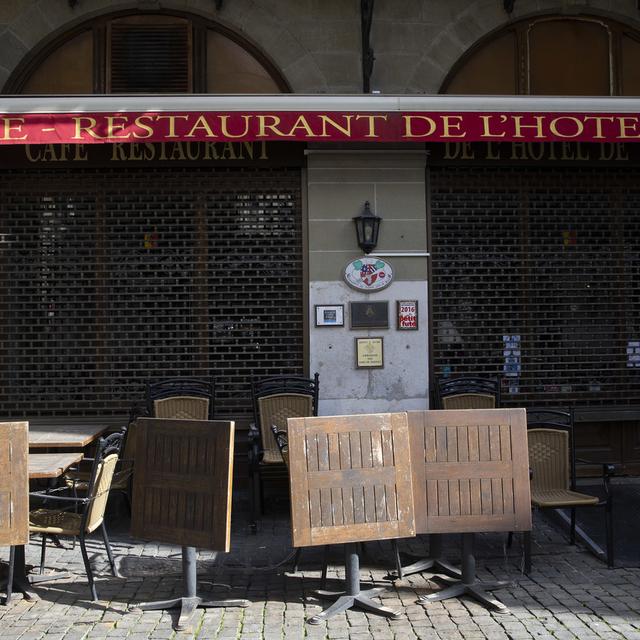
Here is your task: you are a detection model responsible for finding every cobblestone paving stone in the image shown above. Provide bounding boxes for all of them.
[2,494,640,639]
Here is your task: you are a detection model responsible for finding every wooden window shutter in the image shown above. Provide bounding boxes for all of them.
[109,21,191,93]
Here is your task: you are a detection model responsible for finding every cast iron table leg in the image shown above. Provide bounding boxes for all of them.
[394,533,462,581]
[131,546,250,631]
[307,542,402,625]
[2,543,73,603]
[418,533,509,613]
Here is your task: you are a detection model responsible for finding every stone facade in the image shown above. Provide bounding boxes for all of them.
[1,0,640,415]
[2,0,640,94]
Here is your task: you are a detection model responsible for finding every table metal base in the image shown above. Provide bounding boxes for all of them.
[393,534,462,580]
[307,543,401,625]
[130,546,249,631]
[418,533,509,613]
[1,545,70,604]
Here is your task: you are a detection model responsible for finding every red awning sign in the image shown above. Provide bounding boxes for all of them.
[2,110,640,145]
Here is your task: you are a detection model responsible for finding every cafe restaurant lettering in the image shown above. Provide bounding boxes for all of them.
[5,110,640,145]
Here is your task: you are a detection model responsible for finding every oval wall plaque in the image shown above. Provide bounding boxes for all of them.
[343,257,394,292]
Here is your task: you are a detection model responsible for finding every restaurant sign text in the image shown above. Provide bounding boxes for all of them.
[4,111,640,144]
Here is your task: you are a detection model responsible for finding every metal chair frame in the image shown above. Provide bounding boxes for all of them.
[145,376,215,420]
[392,375,501,582]
[29,431,125,601]
[523,408,614,571]
[435,375,501,409]
[248,373,319,532]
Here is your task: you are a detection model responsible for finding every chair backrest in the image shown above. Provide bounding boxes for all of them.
[527,408,575,492]
[528,429,570,493]
[83,430,124,533]
[435,376,500,410]
[441,393,496,410]
[146,377,215,419]
[153,396,209,420]
[258,393,314,464]
[251,373,319,465]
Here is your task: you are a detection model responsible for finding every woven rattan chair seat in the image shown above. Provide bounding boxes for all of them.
[63,470,91,492]
[29,508,83,535]
[65,466,132,493]
[531,488,599,508]
[261,449,285,464]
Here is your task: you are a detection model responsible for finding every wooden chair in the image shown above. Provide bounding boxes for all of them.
[248,373,319,531]
[29,431,125,601]
[435,375,500,410]
[525,408,614,571]
[146,376,215,420]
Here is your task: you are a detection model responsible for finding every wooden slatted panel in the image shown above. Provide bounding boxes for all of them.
[287,413,415,548]
[408,409,531,534]
[131,417,234,551]
[0,421,28,546]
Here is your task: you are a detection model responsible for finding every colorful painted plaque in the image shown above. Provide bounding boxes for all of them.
[343,257,393,292]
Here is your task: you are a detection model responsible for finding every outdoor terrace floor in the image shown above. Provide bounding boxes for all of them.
[1,493,640,640]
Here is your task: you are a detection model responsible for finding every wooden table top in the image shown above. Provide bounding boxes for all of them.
[28,452,83,479]
[28,422,110,448]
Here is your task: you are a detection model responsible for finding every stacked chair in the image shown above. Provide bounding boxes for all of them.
[146,376,215,420]
[393,375,501,580]
[248,373,319,532]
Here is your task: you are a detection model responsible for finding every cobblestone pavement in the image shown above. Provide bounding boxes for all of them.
[2,492,639,640]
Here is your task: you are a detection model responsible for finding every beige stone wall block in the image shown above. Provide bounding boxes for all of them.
[0,0,25,24]
[313,52,360,86]
[308,218,431,254]
[374,183,426,222]
[307,148,426,169]
[373,219,427,253]
[10,4,54,49]
[307,182,375,223]
[308,220,354,252]
[308,167,426,185]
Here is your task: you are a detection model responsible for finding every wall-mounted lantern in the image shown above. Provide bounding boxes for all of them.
[353,201,382,254]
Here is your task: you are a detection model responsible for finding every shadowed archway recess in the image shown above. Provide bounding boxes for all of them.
[441,13,640,96]
[4,9,289,95]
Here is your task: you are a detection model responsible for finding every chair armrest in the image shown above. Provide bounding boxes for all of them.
[575,458,616,499]
[29,491,90,505]
[576,457,616,476]
[270,425,289,455]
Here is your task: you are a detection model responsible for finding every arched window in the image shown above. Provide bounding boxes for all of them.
[6,12,287,94]
[442,14,640,95]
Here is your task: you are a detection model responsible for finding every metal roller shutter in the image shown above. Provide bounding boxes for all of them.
[0,166,304,418]
[429,165,640,407]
